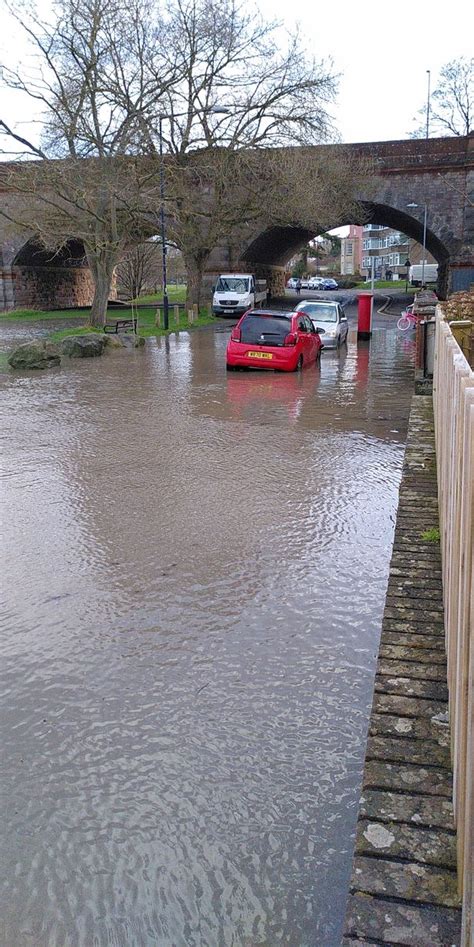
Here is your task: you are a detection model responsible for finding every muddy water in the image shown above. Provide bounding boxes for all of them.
[1,319,415,946]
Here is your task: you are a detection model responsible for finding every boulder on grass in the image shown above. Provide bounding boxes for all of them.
[61,334,107,358]
[102,334,125,349]
[8,340,61,370]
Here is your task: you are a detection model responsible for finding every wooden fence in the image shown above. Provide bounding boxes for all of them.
[433,309,474,947]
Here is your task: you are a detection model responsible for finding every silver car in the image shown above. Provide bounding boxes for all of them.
[308,276,325,290]
[295,300,348,349]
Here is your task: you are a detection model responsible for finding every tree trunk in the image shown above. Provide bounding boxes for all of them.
[86,250,116,326]
[184,254,206,309]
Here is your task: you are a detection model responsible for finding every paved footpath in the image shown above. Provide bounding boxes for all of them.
[343,395,462,946]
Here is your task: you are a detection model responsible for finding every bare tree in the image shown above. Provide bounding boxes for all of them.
[410,57,473,138]
[153,0,338,153]
[116,240,160,300]
[0,0,175,323]
[0,155,163,321]
[1,0,364,315]
[139,0,352,305]
[158,145,371,306]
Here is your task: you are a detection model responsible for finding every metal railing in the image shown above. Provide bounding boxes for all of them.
[433,308,474,946]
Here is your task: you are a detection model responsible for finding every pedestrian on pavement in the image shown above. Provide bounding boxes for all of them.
[295,279,302,296]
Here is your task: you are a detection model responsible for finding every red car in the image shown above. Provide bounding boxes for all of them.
[226,309,323,372]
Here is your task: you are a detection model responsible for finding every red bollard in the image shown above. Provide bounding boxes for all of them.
[357,292,373,340]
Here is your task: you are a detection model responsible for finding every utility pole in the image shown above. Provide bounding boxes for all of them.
[426,69,431,139]
[158,115,169,330]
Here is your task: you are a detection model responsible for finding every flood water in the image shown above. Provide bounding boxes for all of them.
[1,312,415,946]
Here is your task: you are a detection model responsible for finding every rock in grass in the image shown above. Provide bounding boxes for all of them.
[102,334,125,349]
[61,334,107,358]
[8,340,61,370]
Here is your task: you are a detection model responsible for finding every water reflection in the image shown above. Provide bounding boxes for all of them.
[225,367,321,424]
[1,321,414,946]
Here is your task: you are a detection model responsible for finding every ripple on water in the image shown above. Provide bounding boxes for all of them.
[0,324,414,946]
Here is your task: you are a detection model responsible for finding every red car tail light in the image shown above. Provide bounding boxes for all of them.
[230,327,241,342]
[284,332,297,346]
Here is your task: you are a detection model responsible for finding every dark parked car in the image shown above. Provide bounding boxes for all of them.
[321,278,338,290]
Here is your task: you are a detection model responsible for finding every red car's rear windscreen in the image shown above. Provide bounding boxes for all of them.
[240,315,291,346]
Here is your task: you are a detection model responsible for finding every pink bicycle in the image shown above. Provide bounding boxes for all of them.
[397,305,417,331]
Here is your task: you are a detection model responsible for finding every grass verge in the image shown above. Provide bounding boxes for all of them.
[132,286,187,305]
[47,305,215,341]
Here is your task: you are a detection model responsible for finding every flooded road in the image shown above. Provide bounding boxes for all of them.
[1,311,415,946]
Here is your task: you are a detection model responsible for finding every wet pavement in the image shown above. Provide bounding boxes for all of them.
[1,303,417,946]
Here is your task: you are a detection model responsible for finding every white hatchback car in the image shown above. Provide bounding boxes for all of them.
[308,277,325,290]
[295,299,348,348]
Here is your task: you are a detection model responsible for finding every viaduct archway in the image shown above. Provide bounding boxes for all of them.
[2,238,96,311]
[0,135,472,309]
[233,199,451,297]
[205,135,473,299]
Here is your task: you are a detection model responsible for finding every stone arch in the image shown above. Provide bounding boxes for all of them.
[240,201,452,297]
[9,237,95,310]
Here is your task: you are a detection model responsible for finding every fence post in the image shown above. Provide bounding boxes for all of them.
[155,309,161,328]
[174,305,180,326]
[434,304,474,945]
[188,309,194,324]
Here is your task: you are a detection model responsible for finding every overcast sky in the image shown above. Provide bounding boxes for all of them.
[1,0,472,146]
[259,0,473,143]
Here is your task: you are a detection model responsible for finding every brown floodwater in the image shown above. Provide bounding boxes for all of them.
[1,312,416,946]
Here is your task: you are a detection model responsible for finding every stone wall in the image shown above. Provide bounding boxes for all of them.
[11,265,95,310]
[1,263,119,311]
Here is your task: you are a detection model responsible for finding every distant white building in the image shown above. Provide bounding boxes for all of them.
[340,225,363,275]
[361,225,436,279]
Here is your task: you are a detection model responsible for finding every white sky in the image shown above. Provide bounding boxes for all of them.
[1,0,472,243]
[1,0,472,146]
[259,0,473,143]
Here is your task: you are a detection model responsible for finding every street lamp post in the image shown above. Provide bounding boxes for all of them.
[158,114,169,330]
[158,106,231,331]
[407,202,428,288]
[426,69,431,139]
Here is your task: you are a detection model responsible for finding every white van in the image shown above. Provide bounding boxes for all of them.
[409,264,438,286]
[212,274,267,316]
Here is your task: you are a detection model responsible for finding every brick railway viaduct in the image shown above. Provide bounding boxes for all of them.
[0,134,472,310]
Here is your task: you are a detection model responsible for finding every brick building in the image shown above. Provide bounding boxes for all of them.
[340,225,363,275]
[361,225,436,279]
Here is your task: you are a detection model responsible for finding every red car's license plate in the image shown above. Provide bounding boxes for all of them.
[247,351,273,359]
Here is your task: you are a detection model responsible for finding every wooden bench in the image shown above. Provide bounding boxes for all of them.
[103,317,137,334]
